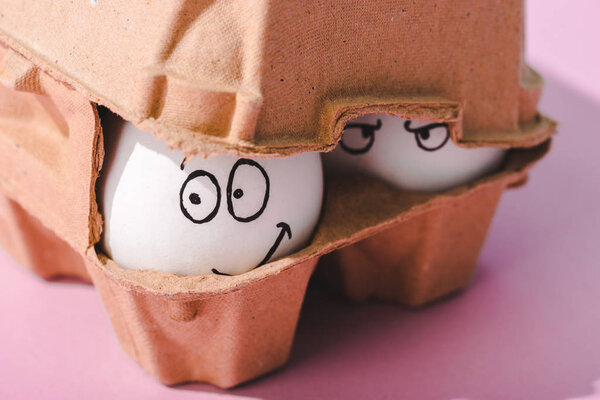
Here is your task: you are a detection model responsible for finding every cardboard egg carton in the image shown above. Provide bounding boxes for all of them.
[0,0,555,388]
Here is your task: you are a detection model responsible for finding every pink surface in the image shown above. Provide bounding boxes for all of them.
[1,1,599,399]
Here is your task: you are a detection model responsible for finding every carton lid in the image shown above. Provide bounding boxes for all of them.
[0,0,553,157]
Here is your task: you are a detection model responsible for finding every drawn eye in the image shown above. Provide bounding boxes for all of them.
[340,119,382,155]
[227,159,270,223]
[179,170,221,224]
[404,120,450,152]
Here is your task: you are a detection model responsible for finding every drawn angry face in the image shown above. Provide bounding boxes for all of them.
[323,113,506,192]
[100,120,323,276]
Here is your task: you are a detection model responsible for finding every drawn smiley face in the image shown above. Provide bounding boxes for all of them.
[324,113,506,192]
[100,119,323,276]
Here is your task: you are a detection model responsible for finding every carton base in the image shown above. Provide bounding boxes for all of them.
[0,190,90,282]
[318,183,504,307]
[84,252,318,388]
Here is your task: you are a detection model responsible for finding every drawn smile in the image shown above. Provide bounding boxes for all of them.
[257,222,292,267]
[211,222,292,276]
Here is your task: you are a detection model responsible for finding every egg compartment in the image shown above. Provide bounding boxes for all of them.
[317,181,506,307]
[0,0,553,158]
[0,38,554,388]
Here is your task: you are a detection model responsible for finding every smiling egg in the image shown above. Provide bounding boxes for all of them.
[100,116,323,276]
[323,113,506,192]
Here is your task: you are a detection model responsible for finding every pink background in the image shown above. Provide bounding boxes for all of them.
[1,1,599,399]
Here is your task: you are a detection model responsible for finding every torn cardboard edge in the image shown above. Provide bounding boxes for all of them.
[87,139,550,300]
[323,97,556,151]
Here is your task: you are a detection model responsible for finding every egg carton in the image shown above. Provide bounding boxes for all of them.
[0,0,555,388]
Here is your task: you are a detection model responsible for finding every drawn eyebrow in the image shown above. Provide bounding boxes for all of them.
[403,120,448,133]
[180,158,186,171]
[403,120,450,152]
[340,118,382,155]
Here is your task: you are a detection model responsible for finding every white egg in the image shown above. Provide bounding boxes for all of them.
[100,119,324,276]
[323,113,506,192]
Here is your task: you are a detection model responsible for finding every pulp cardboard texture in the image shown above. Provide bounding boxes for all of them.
[0,0,553,157]
[0,0,556,388]
[0,190,90,282]
[318,183,504,306]
[0,45,103,255]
